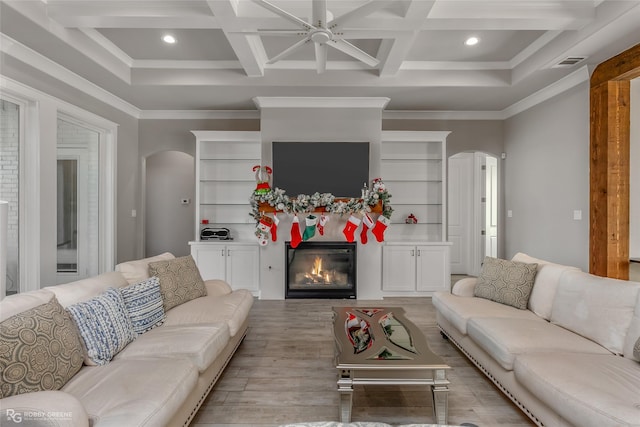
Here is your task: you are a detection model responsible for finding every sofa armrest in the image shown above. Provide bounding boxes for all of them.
[451,277,478,297]
[0,391,89,427]
[204,279,233,297]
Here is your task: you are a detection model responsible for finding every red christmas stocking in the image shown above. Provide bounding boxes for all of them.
[318,213,329,235]
[372,215,390,242]
[290,215,303,248]
[360,213,374,244]
[342,215,361,243]
[271,214,279,242]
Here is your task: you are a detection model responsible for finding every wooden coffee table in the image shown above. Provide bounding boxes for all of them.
[332,307,451,424]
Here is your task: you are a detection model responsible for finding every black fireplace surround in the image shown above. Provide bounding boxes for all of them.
[285,241,356,299]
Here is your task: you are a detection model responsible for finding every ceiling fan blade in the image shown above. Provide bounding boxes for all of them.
[267,37,310,64]
[329,39,379,67]
[231,30,306,36]
[329,0,395,30]
[337,29,407,39]
[315,42,327,74]
[312,0,327,28]
[253,0,315,30]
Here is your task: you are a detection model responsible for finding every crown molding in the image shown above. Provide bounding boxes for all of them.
[382,110,504,120]
[253,97,391,110]
[0,34,141,118]
[139,110,260,120]
[501,65,590,119]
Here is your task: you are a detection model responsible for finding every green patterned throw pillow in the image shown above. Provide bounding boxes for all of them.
[474,256,538,310]
[0,296,84,398]
[149,255,207,311]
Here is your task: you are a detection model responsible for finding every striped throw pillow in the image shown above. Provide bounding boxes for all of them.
[66,288,136,365]
[120,276,165,335]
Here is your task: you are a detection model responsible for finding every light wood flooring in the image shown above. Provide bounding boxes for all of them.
[190,297,536,427]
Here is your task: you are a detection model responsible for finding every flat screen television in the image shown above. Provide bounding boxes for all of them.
[272,141,370,198]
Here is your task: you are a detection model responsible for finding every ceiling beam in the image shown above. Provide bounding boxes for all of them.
[378,0,435,77]
[206,0,267,77]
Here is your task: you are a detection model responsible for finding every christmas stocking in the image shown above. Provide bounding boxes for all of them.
[342,215,361,243]
[255,216,272,246]
[290,215,303,248]
[372,215,391,242]
[360,213,374,244]
[303,214,317,241]
[271,214,279,242]
[318,213,329,235]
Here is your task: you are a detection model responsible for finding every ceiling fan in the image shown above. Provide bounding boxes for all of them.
[250,0,395,73]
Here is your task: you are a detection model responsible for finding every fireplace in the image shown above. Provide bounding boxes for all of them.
[285,241,356,299]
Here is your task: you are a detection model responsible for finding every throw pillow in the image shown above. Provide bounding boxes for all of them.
[0,296,84,398]
[148,255,207,311]
[474,256,538,310]
[66,288,136,366]
[120,276,166,334]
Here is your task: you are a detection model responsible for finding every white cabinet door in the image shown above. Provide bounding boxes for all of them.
[226,245,259,292]
[191,245,226,281]
[382,245,417,291]
[416,245,450,292]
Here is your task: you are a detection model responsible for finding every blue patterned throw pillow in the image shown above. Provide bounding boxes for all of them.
[66,288,136,365]
[120,276,165,335]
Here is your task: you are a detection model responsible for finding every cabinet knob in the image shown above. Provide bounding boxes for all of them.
[221,249,225,256]
[417,250,421,256]
[411,249,415,256]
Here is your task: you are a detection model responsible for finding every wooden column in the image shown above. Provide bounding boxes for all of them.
[589,43,640,279]
[590,80,630,278]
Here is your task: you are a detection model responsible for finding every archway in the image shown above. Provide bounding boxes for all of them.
[590,42,640,279]
[144,151,195,257]
[448,151,499,276]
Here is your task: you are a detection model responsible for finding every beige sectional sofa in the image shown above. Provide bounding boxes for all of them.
[433,253,640,427]
[0,252,254,427]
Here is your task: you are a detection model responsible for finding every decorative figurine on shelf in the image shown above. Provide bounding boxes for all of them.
[252,165,272,195]
[405,213,418,224]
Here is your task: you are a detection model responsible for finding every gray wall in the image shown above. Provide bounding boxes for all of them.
[503,82,590,270]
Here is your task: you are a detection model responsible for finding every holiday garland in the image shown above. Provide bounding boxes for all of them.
[250,178,393,223]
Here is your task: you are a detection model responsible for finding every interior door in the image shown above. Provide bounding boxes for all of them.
[447,153,473,274]
[485,156,498,258]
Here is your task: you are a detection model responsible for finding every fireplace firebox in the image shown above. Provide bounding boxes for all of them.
[285,241,356,299]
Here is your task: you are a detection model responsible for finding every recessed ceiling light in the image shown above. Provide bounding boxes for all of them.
[465,36,479,46]
[162,34,176,44]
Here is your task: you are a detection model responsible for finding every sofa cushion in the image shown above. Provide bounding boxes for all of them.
[46,271,129,308]
[62,358,198,427]
[623,289,640,362]
[115,252,174,285]
[163,289,253,337]
[148,255,207,311]
[514,352,640,427]
[0,390,89,426]
[467,317,611,370]
[474,256,537,309]
[550,270,640,355]
[431,291,540,336]
[119,277,165,335]
[0,289,55,322]
[511,252,580,320]
[115,323,230,373]
[0,295,84,398]
[66,288,136,366]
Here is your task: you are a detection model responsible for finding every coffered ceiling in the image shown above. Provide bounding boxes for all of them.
[1,0,639,116]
